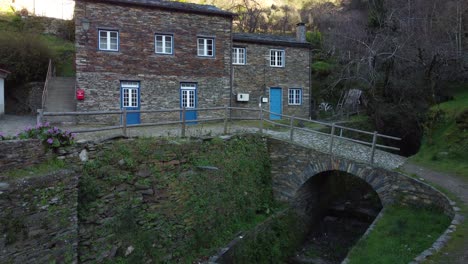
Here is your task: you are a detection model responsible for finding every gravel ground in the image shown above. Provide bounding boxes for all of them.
[0,114,36,136]
[62,121,406,170]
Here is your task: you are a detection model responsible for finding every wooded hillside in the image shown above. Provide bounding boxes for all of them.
[188,0,468,155]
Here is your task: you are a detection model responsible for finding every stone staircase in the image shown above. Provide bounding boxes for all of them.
[44,77,76,124]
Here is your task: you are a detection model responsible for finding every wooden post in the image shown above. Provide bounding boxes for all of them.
[289,116,295,141]
[181,107,186,138]
[37,109,44,126]
[122,108,127,137]
[259,107,264,134]
[329,123,336,155]
[223,105,228,134]
[370,131,378,164]
[340,128,343,137]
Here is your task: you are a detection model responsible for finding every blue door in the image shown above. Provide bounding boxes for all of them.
[269,87,282,120]
[121,81,140,125]
[180,83,197,123]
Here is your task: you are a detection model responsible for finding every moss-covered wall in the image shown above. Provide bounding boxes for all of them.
[211,208,307,263]
[0,170,78,263]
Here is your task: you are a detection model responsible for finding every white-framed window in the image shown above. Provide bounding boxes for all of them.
[232,47,246,65]
[121,82,139,107]
[288,88,302,105]
[181,83,196,108]
[270,49,285,67]
[99,30,119,51]
[197,37,214,57]
[155,34,173,54]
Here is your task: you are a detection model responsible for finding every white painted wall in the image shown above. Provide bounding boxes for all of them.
[0,77,4,115]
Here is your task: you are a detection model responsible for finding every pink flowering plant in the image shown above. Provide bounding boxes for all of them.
[0,132,8,140]
[14,123,75,148]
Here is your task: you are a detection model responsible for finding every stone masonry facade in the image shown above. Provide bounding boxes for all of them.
[74,0,311,124]
[232,39,310,118]
[75,0,233,123]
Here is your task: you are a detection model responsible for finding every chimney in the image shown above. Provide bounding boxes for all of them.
[296,22,306,43]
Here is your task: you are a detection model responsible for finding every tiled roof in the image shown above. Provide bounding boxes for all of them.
[233,33,310,48]
[80,0,235,17]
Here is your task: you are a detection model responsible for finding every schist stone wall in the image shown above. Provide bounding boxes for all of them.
[0,170,78,264]
[0,139,52,171]
[74,1,232,123]
[232,43,310,118]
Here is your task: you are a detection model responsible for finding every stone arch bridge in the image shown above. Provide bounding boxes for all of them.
[266,137,453,216]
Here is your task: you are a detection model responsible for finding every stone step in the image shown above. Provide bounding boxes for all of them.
[44,77,77,124]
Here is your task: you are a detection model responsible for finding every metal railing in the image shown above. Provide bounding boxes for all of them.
[41,59,54,111]
[36,106,401,165]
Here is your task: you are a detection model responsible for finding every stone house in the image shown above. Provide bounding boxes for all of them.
[232,28,311,119]
[74,0,311,124]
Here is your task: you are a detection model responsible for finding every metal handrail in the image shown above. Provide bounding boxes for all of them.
[37,106,402,165]
[41,59,53,110]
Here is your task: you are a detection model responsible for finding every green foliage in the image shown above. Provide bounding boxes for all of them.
[40,34,75,76]
[233,209,304,262]
[79,135,279,262]
[455,109,468,130]
[411,85,468,177]
[347,205,451,264]
[0,13,75,78]
[311,61,334,77]
[0,30,52,85]
[306,30,322,48]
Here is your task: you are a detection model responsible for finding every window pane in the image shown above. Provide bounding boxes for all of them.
[99,41,107,50]
[131,89,138,107]
[123,89,129,107]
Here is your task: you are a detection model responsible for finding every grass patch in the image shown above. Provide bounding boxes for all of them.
[40,34,75,76]
[410,84,468,178]
[0,158,66,179]
[347,205,451,264]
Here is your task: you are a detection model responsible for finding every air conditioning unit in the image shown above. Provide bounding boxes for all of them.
[237,93,249,102]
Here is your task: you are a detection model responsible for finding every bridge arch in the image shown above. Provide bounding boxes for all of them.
[292,170,384,227]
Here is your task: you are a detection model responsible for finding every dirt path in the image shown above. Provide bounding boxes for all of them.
[401,161,468,264]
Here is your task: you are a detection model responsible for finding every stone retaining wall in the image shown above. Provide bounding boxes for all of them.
[0,139,51,171]
[0,170,79,263]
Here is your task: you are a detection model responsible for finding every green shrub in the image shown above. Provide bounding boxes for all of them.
[0,30,52,85]
[233,210,304,262]
[306,30,322,48]
[455,109,468,130]
[312,61,334,77]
